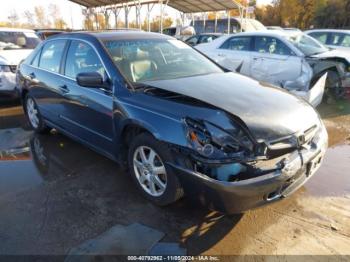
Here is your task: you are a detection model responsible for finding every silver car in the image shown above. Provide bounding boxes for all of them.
[197,31,350,104]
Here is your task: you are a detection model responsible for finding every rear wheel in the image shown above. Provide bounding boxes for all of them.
[24,95,50,133]
[127,133,183,206]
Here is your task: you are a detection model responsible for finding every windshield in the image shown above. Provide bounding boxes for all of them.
[286,33,329,56]
[0,31,41,50]
[103,39,223,84]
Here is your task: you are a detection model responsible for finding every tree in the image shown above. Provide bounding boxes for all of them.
[254,0,350,29]
[35,6,51,28]
[8,10,19,27]
[82,8,95,30]
[23,10,35,27]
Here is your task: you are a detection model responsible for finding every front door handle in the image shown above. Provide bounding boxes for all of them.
[59,84,70,93]
[218,53,226,57]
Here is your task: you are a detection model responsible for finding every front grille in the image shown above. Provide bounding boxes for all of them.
[9,65,17,73]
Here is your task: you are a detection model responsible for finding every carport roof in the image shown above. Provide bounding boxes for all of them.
[69,0,244,13]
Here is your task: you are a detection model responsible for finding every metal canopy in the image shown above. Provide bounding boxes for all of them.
[169,0,242,13]
[69,0,243,12]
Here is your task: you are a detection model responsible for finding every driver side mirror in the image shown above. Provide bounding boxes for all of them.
[76,72,104,88]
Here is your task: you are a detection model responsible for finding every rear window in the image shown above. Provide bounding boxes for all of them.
[39,40,66,73]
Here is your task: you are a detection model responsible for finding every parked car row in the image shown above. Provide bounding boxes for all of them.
[0,28,41,101]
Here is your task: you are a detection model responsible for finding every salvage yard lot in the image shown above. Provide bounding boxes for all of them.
[0,101,349,256]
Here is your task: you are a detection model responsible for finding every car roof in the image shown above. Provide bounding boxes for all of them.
[197,33,223,36]
[229,30,297,38]
[49,31,173,41]
[0,27,35,33]
[306,29,350,34]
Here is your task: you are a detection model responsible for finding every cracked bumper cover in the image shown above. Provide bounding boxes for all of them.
[169,124,328,214]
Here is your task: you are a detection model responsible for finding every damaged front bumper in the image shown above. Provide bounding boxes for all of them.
[169,124,328,214]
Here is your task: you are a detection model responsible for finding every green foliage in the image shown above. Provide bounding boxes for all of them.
[255,0,350,29]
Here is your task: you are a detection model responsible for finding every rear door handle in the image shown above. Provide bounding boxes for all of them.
[218,53,226,57]
[59,84,70,93]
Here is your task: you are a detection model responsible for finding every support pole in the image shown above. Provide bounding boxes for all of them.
[239,7,243,32]
[227,10,231,34]
[112,5,121,29]
[214,12,217,33]
[159,0,163,33]
[135,0,142,30]
[203,12,206,33]
[124,3,130,29]
[146,3,155,32]
[101,7,111,29]
[93,8,99,30]
[159,0,169,33]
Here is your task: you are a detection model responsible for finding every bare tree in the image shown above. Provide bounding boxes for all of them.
[48,4,66,29]
[34,6,51,28]
[23,10,35,27]
[8,10,19,27]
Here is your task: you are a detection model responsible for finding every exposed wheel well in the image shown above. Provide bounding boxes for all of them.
[119,124,154,163]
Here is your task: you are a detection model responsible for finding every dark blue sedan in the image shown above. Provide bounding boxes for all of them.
[17,31,328,213]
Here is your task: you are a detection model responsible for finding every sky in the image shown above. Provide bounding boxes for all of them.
[0,0,273,29]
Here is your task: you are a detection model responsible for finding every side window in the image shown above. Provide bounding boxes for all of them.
[329,33,342,45]
[186,36,199,45]
[199,35,214,44]
[220,37,251,51]
[39,40,66,73]
[254,36,293,56]
[31,49,41,67]
[330,33,350,47]
[65,40,105,79]
[340,35,350,47]
[309,32,328,44]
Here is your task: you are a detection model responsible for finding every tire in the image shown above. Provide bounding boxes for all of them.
[24,94,51,134]
[127,133,184,206]
[325,70,344,103]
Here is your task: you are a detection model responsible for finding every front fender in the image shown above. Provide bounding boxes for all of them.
[116,101,189,147]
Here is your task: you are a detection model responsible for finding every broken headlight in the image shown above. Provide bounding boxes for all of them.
[184,117,255,159]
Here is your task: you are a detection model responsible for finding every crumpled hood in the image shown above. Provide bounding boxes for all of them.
[312,49,350,63]
[0,49,32,65]
[142,72,320,142]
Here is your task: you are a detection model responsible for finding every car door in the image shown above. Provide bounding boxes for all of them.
[25,39,68,123]
[250,36,302,86]
[60,40,114,152]
[213,36,253,75]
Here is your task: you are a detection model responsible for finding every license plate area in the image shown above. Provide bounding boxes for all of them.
[281,151,323,197]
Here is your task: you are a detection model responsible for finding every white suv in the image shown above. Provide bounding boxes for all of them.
[0,28,40,100]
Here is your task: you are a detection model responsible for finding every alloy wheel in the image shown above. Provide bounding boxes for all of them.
[26,97,39,129]
[133,146,167,197]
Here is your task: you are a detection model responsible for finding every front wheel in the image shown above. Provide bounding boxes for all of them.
[24,95,50,133]
[127,133,184,206]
